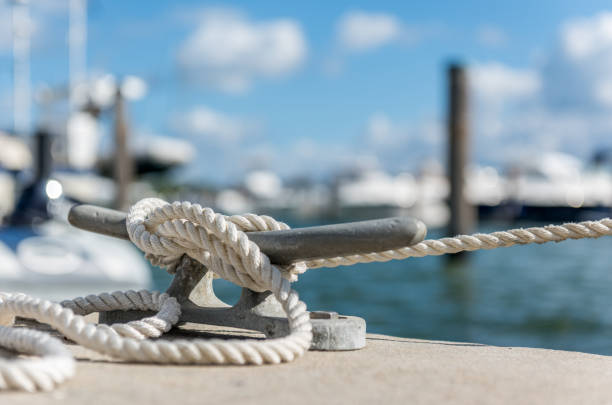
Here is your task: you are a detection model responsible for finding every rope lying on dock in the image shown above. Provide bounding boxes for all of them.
[0,290,179,391]
[1,197,612,391]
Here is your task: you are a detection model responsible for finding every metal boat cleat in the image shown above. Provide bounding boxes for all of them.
[68,204,427,351]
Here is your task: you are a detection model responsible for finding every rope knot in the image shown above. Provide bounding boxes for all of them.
[126,197,305,291]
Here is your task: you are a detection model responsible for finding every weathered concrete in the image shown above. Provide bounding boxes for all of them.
[4,327,612,404]
[309,312,366,350]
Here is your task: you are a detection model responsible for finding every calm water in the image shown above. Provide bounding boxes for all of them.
[151,219,612,356]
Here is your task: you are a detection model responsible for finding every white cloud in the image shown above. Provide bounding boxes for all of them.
[361,113,443,172]
[337,11,403,52]
[364,112,443,147]
[178,9,307,93]
[365,113,394,146]
[172,106,253,144]
[178,110,445,182]
[473,108,612,164]
[467,12,612,164]
[285,138,383,175]
[541,12,612,109]
[548,12,612,112]
[476,25,508,48]
[561,13,612,60]
[327,11,438,75]
[180,11,612,180]
[470,63,541,103]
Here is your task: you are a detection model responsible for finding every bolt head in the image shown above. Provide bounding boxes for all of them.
[310,311,338,319]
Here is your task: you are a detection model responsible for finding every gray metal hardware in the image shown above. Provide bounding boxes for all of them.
[68,204,426,264]
[67,204,427,350]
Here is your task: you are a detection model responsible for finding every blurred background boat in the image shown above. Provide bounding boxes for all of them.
[0,131,152,300]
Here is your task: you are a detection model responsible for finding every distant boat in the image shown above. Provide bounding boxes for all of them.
[0,219,151,301]
[333,168,449,228]
[0,131,151,300]
[475,153,612,221]
[337,170,418,209]
[97,135,196,177]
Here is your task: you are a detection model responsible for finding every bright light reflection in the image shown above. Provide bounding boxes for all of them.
[45,179,63,199]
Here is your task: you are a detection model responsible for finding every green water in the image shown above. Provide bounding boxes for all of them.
[151,220,612,355]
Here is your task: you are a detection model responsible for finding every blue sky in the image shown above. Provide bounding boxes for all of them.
[2,0,612,183]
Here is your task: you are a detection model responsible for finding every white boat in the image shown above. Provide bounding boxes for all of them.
[0,218,151,301]
[0,131,152,301]
[506,152,612,208]
[334,167,450,228]
[337,170,418,209]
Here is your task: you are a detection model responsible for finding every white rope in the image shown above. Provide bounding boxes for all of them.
[304,218,612,269]
[0,290,178,391]
[1,197,611,391]
[0,198,312,391]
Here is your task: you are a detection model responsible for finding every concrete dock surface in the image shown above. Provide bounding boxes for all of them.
[3,327,612,405]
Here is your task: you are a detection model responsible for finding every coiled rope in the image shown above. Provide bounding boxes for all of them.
[1,197,611,391]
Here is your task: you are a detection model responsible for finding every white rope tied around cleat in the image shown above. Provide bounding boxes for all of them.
[1,197,612,391]
[0,198,312,391]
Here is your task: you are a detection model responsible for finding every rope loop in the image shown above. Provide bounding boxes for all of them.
[127,198,306,283]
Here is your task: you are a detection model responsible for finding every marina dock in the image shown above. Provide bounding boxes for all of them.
[3,324,612,404]
[4,2,612,403]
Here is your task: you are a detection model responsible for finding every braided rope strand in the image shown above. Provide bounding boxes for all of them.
[0,290,179,391]
[304,218,612,269]
[0,321,75,392]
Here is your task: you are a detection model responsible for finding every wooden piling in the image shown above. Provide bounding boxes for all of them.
[447,64,476,246]
[113,89,132,211]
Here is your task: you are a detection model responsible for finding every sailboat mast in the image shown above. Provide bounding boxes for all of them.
[11,0,31,136]
[69,0,87,110]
